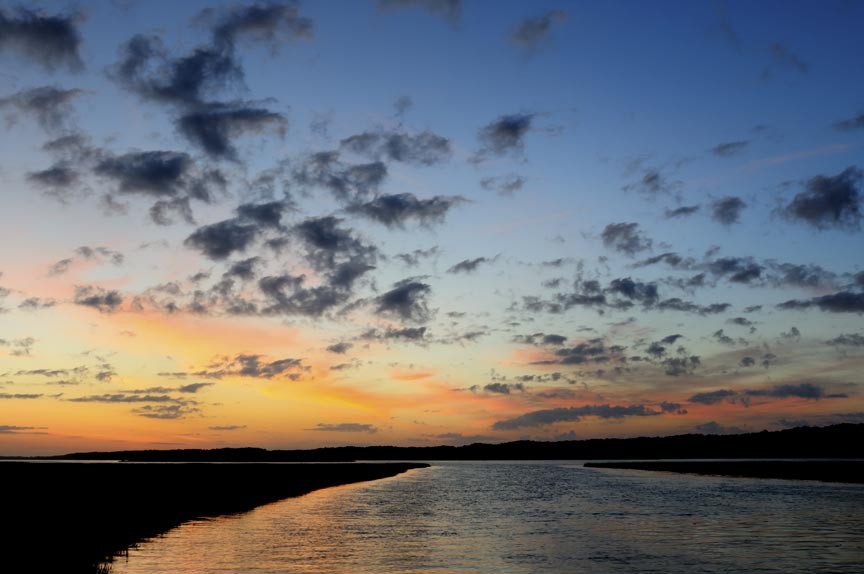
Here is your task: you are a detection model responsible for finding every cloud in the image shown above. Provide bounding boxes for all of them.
[782,167,862,230]
[834,113,864,131]
[375,280,433,323]
[377,0,462,26]
[207,2,313,50]
[178,103,287,159]
[340,129,451,165]
[360,326,428,342]
[492,403,669,430]
[508,11,567,50]
[778,291,864,314]
[347,193,464,228]
[482,382,524,395]
[711,196,746,225]
[694,421,746,435]
[763,42,808,78]
[689,383,847,405]
[0,425,45,434]
[394,246,439,266]
[601,222,652,256]
[292,216,378,277]
[132,404,200,420]
[480,174,525,196]
[73,286,123,313]
[623,167,679,196]
[513,332,567,346]
[209,424,247,431]
[447,256,494,274]
[0,7,83,70]
[476,113,534,157]
[307,422,379,433]
[665,205,700,218]
[0,393,43,400]
[0,86,83,133]
[326,342,353,354]
[185,219,260,260]
[711,140,749,157]
[826,333,864,346]
[160,354,306,380]
[292,151,387,202]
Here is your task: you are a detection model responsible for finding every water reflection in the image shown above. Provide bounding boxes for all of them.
[109,462,864,573]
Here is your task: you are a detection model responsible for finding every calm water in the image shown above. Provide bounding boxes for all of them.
[108,462,864,573]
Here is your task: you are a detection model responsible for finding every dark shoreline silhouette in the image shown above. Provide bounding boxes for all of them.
[583,460,864,483]
[28,423,864,462]
[2,461,427,573]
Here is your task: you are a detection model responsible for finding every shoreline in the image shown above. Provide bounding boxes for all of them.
[2,461,428,573]
[584,460,864,484]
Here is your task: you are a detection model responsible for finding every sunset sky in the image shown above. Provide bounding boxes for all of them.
[1,0,863,455]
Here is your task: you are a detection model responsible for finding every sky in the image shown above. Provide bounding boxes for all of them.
[0,0,863,455]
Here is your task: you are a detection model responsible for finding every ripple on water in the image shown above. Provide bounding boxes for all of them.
[109,462,864,574]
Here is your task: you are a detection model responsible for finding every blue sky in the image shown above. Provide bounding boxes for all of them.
[0,0,862,454]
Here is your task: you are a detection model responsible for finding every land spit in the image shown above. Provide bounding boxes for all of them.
[584,460,864,483]
[1,461,428,573]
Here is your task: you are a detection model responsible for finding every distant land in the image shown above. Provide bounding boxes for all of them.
[21,423,864,462]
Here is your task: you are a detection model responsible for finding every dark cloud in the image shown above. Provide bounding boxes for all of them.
[110,34,240,107]
[665,205,700,218]
[778,291,864,314]
[237,200,292,228]
[292,151,387,202]
[711,140,749,157]
[782,167,862,230]
[161,354,306,380]
[513,333,567,346]
[73,286,123,313]
[394,246,439,266]
[307,422,378,433]
[623,167,678,196]
[480,174,526,196]
[0,425,44,434]
[185,219,260,260]
[606,277,659,306]
[0,86,83,133]
[178,103,287,159]
[601,222,652,256]
[26,163,80,194]
[826,333,864,346]
[258,274,350,317]
[509,11,567,50]
[207,2,313,50]
[662,355,701,376]
[740,356,756,367]
[492,403,669,430]
[0,7,83,70]
[482,382,524,394]
[0,393,43,400]
[361,326,428,342]
[476,113,533,157]
[447,256,494,274]
[326,342,353,354]
[377,0,462,26]
[689,383,846,406]
[209,424,246,431]
[348,193,464,228]
[834,113,864,131]
[780,326,801,341]
[95,151,191,197]
[375,280,433,323]
[711,196,746,225]
[293,216,377,274]
[18,297,56,311]
[340,129,451,166]
[694,421,746,435]
[763,42,808,78]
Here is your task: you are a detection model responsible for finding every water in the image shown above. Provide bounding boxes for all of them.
[108,462,864,573]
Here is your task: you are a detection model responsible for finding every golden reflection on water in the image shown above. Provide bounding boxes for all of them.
[110,463,864,574]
